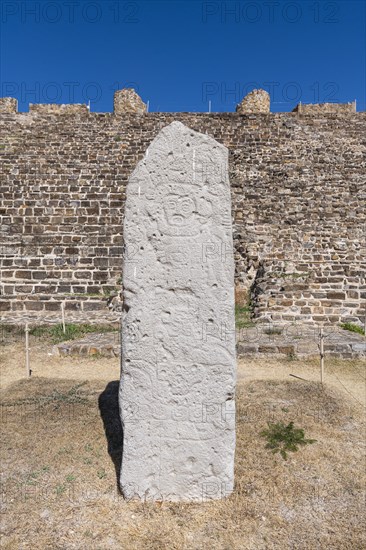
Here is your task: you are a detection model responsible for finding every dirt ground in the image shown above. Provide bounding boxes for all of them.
[0,338,365,549]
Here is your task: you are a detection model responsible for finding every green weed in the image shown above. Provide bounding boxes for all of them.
[340,323,364,336]
[29,323,117,343]
[235,305,254,329]
[260,421,316,460]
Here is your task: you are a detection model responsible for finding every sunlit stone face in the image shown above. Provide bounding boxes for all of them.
[163,195,196,227]
[120,121,236,502]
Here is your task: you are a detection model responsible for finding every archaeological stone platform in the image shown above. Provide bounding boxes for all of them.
[0,92,365,327]
[50,324,366,360]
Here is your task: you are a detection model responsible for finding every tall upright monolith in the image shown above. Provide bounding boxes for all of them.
[119,121,236,502]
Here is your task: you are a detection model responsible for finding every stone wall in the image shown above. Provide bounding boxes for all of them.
[29,104,89,115]
[114,89,147,115]
[0,106,365,325]
[0,98,18,114]
[236,89,270,114]
[293,102,356,115]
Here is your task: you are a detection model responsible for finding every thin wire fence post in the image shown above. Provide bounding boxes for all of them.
[25,323,31,378]
[319,327,324,384]
[61,302,66,334]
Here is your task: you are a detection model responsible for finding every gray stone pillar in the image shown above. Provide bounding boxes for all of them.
[119,121,236,502]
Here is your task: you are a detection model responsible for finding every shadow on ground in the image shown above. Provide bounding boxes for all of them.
[98,380,123,494]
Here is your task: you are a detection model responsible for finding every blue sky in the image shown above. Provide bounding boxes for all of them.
[0,0,365,112]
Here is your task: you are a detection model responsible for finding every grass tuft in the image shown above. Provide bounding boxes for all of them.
[29,323,118,343]
[260,421,317,460]
[263,327,283,335]
[340,322,365,336]
[235,305,254,329]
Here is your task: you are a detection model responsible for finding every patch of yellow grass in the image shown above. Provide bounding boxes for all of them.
[1,367,365,549]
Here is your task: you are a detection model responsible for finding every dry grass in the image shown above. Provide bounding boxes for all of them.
[0,337,119,389]
[0,340,365,549]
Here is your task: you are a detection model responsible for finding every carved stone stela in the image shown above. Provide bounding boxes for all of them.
[119,121,236,502]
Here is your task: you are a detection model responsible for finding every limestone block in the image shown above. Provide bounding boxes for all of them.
[292,102,356,114]
[236,89,270,114]
[114,89,147,115]
[0,97,17,113]
[29,104,89,115]
[119,121,236,502]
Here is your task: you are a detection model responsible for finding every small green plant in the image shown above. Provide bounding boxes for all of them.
[58,446,71,455]
[264,327,283,335]
[13,383,89,407]
[29,323,81,342]
[235,305,254,329]
[340,323,364,336]
[0,324,25,344]
[29,323,117,343]
[102,289,113,297]
[260,421,316,460]
[56,484,66,495]
[90,352,106,361]
[97,468,107,479]
[65,474,76,483]
[272,271,309,279]
[25,471,39,485]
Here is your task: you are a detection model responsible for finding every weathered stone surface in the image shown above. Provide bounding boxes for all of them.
[29,104,89,115]
[114,88,146,115]
[236,89,270,114]
[119,121,236,502]
[0,97,17,113]
[293,102,356,115]
[1,107,365,325]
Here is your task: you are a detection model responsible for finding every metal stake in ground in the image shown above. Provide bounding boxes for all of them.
[25,323,31,377]
[319,327,324,384]
[61,302,66,334]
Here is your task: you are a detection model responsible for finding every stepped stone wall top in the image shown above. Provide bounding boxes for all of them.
[0,89,365,327]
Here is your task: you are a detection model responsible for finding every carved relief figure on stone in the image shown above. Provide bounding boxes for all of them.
[119,121,236,502]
